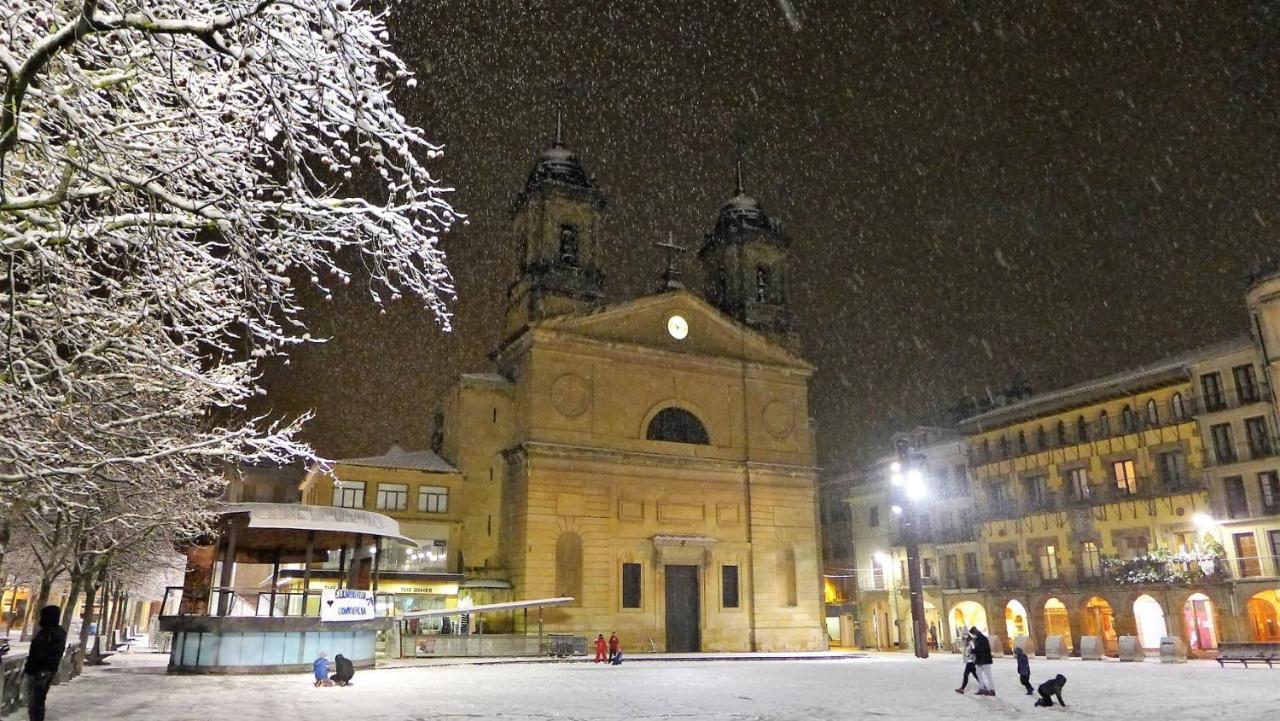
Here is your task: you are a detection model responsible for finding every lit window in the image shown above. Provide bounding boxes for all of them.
[1080,542,1101,578]
[1112,460,1138,495]
[418,485,449,513]
[376,483,408,511]
[332,480,366,509]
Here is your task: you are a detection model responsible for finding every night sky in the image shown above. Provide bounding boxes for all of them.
[261,1,1280,473]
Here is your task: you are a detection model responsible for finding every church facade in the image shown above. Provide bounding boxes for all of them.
[346,130,825,652]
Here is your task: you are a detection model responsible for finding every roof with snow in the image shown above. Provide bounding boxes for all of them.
[336,444,458,473]
[959,336,1252,430]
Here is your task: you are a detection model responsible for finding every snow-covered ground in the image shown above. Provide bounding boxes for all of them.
[25,650,1277,721]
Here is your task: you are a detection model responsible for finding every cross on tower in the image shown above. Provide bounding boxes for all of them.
[655,233,686,291]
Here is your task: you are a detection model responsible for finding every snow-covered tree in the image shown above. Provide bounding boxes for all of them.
[0,1,458,527]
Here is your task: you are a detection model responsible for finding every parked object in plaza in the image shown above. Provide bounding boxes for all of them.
[23,606,68,721]
[1033,674,1068,708]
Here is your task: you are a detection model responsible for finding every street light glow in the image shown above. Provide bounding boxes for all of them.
[906,468,923,484]
[873,551,891,564]
[890,472,904,486]
[890,461,902,473]
[891,505,903,515]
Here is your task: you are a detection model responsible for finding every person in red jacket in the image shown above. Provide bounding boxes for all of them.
[608,632,620,663]
[594,634,607,663]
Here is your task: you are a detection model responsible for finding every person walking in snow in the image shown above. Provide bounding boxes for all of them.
[954,631,978,694]
[608,632,620,663]
[1014,646,1034,695]
[970,627,995,696]
[594,633,608,663]
[24,605,67,721]
[1033,674,1068,707]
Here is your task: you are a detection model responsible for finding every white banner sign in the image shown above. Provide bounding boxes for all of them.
[320,589,375,622]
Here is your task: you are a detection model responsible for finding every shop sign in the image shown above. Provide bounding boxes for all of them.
[320,589,375,622]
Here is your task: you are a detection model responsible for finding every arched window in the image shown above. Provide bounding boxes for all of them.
[646,407,710,445]
[1036,425,1047,450]
[1099,411,1110,438]
[755,265,772,303]
[1171,393,1186,421]
[1076,416,1089,443]
[1017,430,1027,454]
[981,439,991,462]
[558,224,579,267]
[1121,405,1136,433]
[555,531,583,601]
[1145,399,1159,427]
[1057,420,1068,446]
[999,436,1010,459]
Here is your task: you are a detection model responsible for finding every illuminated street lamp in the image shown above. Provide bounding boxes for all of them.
[890,443,930,659]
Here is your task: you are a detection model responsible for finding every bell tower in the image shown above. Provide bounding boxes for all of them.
[505,116,608,336]
[698,160,797,347]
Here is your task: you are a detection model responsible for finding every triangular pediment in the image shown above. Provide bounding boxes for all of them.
[526,290,811,371]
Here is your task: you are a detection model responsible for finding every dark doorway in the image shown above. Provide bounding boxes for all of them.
[665,565,701,652]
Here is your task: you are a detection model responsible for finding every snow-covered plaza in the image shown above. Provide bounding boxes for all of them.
[32,651,1277,721]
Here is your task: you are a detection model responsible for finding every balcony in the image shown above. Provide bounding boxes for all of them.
[1193,383,1270,415]
[1207,439,1280,467]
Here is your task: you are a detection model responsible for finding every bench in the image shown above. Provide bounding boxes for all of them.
[1217,646,1276,669]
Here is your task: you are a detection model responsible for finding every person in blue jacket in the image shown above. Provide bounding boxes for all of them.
[313,651,331,687]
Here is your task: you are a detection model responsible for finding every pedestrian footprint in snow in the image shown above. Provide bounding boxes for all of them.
[1014,646,1034,695]
[954,630,978,694]
[1033,674,1067,707]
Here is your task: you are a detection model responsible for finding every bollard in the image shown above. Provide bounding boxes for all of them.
[1118,636,1144,662]
[1159,637,1187,664]
[1044,635,1065,660]
[1079,635,1103,660]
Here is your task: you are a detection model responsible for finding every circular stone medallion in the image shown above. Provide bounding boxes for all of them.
[551,374,591,417]
[762,400,795,439]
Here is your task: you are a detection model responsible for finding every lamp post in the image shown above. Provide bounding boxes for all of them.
[890,449,930,659]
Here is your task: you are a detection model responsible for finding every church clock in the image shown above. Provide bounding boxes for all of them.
[667,314,689,340]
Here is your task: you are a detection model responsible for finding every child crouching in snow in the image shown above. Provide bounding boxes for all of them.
[1034,674,1067,707]
[313,652,333,687]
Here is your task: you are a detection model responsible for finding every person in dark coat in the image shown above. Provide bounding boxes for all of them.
[23,605,68,721]
[970,627,995,695]
[1014,647,1034,695]
[1034,674,1067,707]
[608,632,620,663]
[330,653,355,686]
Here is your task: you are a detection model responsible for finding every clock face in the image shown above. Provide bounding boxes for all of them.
[667,314,689,340]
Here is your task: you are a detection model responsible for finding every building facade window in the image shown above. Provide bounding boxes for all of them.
[999,436,1010,459]
[1018,430,1028,454]
[418,485,449,513]
[1269,531,1280,570]
[1057,420,1068,445]
[1036,425,1048,449]
[1211,423,1236,464]
[1259,471,1280,513]
[1081,541,1102,578]
[621,563,642,608]
[1225,476,1250,519]
[1112,460,1138,495]
[1076,416,1089,443]
[1121,405,1136,434]
[1245,416,1272,459]
[722,565,740,608]
[1145,399,1159,426]
[333,480,366,509]
[1171,392,1187,421]
[558,224,580,267]
[375,483,409,511]
[998,549,1019,585]
[755,265,773,303]
[1235,533,1261,577]
[646,407,710,445]
[1156,451,1189,490]
[1068,467,1090,500]
[1234,364,1259,403]
[1202,372,1225,411]
[963,553,979,587]
[1025,475,1049,508]
[1098,411,1110,438]
[990,481,1010,503]
[555,532,584,601]
[869,505,879,527]
[1038,544,1060,582]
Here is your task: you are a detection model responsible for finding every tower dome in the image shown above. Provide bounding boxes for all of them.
[524,140,594,191]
